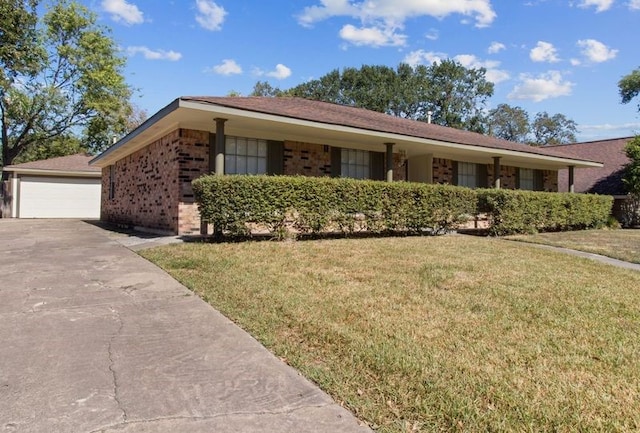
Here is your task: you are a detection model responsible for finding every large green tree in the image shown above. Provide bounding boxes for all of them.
[486,104,530,143]
[1,0,132,171]
[283,61,494,132]
[619,67,640,111]
[530,112,577,146]
[486,104,578,145]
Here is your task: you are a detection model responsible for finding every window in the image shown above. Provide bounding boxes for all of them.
[225,136,268,175]
[457,162,477,188]
[519,168,534,190]
[341,148,370,179]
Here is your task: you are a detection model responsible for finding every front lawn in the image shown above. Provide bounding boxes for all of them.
[142,236,640,432]
[507,229,640,264]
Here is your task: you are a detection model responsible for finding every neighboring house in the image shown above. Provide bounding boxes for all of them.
[551,137,634,221]
[90,96,602,235]
[1,154,101,219]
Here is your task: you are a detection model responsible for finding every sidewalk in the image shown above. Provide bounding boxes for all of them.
[0,220,370,433]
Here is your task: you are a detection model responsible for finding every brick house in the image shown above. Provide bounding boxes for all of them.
[551,137,634,222]
[90,97,602,235]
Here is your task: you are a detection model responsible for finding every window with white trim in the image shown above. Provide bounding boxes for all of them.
[457,162,477,188]
[341,148,370,179]
[519,168,534,190]
[225,136,268,175]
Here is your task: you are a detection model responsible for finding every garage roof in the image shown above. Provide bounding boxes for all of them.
[4,154,101,178]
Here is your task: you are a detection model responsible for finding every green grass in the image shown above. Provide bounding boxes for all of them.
[507,229,640,264]
[141,236,640,432]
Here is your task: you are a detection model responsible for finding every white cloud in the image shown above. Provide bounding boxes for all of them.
[631,0,640,9]
[403,50,509,84]
[488,42,506,54]
[126,46,181,61]
[339,24,406,47]
[577,0,614,12]
[577,39,618,63]
[266,64,292,79]
[508,71,574,102]
[403,50,446,67]
[101,0,144,25]
[195,0,227,31]
[211,59,242,75]
[530,41,560,63]
[425,29,439,41]
[297,0,497,44]
[454,54,510,83]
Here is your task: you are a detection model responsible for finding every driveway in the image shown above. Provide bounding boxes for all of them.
[0,220,369,433]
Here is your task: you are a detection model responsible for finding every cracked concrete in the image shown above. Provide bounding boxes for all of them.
[0,220,370,433]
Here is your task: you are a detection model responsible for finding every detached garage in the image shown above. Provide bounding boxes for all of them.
[2,154,101,219]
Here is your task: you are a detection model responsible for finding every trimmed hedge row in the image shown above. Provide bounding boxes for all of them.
[192,175,613,239]
[192,175,477,238]
[478,189,613,236]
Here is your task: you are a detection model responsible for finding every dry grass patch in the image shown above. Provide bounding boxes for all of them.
[507,229,640,264]
[142,235,640,432]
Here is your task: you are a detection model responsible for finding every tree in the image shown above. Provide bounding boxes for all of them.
[284,61,494,132]
[1,0,132,172]
[621,136,640,226]
[422,59,493,132]
[530,112,577,145]
[487,104,530,142]
[619,67,640,111]
[250,81,284,97]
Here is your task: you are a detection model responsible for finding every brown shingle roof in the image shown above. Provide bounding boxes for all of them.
[182,96,600,163]
[4,153,100,173]
[549,137,633,194]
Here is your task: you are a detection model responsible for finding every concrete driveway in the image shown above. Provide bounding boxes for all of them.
[0,220,369,433]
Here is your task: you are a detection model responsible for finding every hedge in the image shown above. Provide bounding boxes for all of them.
[192,175,477,238]
[192,175,614,239]
[478,189,613,236]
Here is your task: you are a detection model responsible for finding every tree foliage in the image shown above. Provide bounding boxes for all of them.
[619,67,640,111]
[486,104,578,145]
[281,61,494,132]
[487,104,530,142]
[531,112,578,145]
[623,136,640,195]
[1,0,132,170]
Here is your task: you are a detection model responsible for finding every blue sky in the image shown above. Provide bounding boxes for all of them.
[78,0,639,141]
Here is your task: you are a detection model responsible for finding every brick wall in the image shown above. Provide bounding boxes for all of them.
[101,128,209,235]
[433,158,454,184]
[284,141,331,176]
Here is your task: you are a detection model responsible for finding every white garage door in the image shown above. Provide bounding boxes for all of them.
[19,176,101,219]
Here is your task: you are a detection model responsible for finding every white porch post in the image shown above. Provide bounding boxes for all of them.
[493,156,501,189]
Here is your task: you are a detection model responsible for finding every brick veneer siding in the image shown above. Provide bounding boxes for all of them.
[101,128,209,235]
[433,158,454,184]
[284,141,332,176]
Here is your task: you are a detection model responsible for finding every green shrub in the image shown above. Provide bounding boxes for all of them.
[192,175,477,239]
[478,189,613,236]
